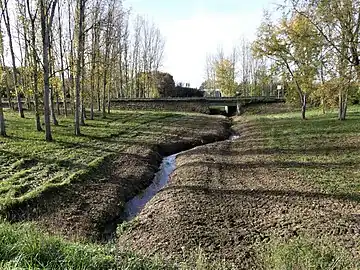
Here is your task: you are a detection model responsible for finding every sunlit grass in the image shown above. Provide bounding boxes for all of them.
[262,236,359,270]
[247,106,360,195]
[0,109,221,212]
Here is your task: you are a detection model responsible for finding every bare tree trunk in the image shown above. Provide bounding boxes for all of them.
[90,94,94,119]
[40,0,58,141]
[41,15,52,140]
[58,3,67,117]
[338,88,348,121]
[0,33,11,110]
[102,18,112,118]
[2,0,24,118]
[124,23,129,97]
[342,97,348,120]
[80,38,86,126]
[19,10,32,112]
[41,10,52,141]
[97,76,101,111]
[102,5,114,118]
[0,92,5,136]
[27,3,42,132]
[338,89,343,120]
[320,62,326,114]
[90,40,95,119]
[68,0,75,116]
[90,29,96,120]
[301,93,307,120]
[283,58,306,120]
[75,0,85,135]
[50,87,58,125]
[49,36,58,126]
[102,69,107,118]
[119,36,123,98]
[33,87,42,131]
[107,80,111,114]
[80,100,85,125]
[56,93,60,115]
[90,3,101,119]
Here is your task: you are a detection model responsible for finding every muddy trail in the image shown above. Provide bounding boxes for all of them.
[117,117,360,268]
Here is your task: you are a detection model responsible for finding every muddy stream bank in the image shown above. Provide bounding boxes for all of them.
[122,133,240,221]
[103,128,239,240]
[5,114,231,242]
[117,117,360,268]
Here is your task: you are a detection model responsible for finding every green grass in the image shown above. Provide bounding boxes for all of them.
[2,105,360,269]
[0,221,235,270]
[246,106,360,196]
[0,109,220,212]
[235,105,360,269]
[262,236,359,270]
[0,221,178,270]
[0,222,116,269]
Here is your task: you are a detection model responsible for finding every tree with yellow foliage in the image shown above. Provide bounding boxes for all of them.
[253,13,321,119]
[215,58,237,97]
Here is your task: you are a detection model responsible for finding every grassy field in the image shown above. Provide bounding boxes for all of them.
[0,109,229,269]
[241,106,360,269]
[0,110,169,208]
[0,109,227,212]
[117,105,360,269]
[1,105,360,269]
[250,107,360,196]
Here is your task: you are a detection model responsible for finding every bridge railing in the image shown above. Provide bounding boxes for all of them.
[111,95,285,102]
[0,95,286,107]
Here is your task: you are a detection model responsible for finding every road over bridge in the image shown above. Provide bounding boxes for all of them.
[2,96,285,115]
[111,96,285,114]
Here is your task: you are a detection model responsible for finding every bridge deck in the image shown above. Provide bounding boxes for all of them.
[111,96,285,104]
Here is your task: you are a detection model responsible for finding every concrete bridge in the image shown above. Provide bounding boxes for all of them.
[111,96,285,115]
[1,95,285,115]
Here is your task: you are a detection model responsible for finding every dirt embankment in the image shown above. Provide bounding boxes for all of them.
[117,117,360,268]
[7,115,230,241]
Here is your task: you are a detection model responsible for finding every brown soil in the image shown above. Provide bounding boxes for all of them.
[117,118,360,268]
[7,115,230,241]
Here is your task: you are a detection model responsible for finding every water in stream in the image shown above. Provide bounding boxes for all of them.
[121,134,240,221]
[122,154,177,221]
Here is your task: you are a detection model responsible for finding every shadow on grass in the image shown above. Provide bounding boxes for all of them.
[0,149,89,171]
[191,145,360,157]
[176,160,358,171]
[162,185,360,203]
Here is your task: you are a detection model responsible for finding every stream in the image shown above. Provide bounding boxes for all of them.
[121,133,240,221]
[122,154,177,221]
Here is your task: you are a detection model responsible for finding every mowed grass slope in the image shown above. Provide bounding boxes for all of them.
[0,109,226,212]
[240,107,360,269]
[118,105,360,269]
[249,107,360,196]
[0,109,229,270]
[1,105,360,269]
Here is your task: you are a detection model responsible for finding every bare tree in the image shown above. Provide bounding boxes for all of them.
[74,0,86,134]
[1,0,24,118]
[49,29,58,125]
[57,2,67,116]
[0,85,5,136]
[40,0,58,141]
[102,0,115,117]
[25,0,42,131]
[0,15,5,136]
[89,0,101,119]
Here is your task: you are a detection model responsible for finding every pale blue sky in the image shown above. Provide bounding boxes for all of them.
[124,0,280,87]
